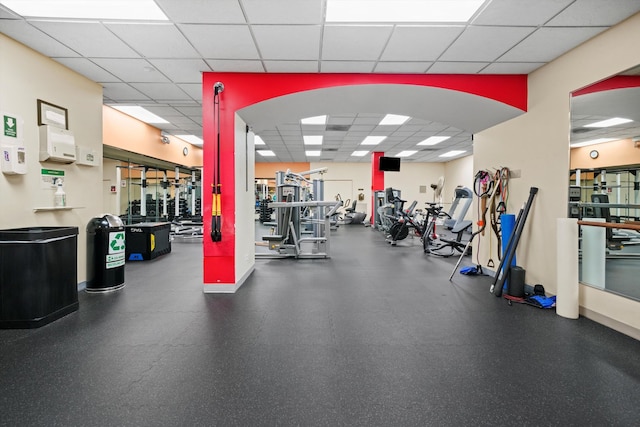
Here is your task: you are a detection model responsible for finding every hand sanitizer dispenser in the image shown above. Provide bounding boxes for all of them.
[1,145,27,174]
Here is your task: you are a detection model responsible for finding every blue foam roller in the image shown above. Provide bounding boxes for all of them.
[501,213,517,290]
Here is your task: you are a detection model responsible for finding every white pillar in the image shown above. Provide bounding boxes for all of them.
[556,218,579,319]
[140,168,147,217]
[162,170,168,218]
[174,167,180,218]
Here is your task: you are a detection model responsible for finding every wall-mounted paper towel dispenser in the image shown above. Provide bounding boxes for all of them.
[39,125,76,163]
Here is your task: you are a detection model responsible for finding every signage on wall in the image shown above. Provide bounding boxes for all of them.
[3,115,17,138]
[41,168,64,189]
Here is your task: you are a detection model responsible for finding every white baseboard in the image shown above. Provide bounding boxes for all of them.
[202,265,255,294]
[580,307,640,341]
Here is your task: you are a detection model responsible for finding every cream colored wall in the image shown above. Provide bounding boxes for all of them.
[0,34,103,284]
[474,12,640,335]
[311,161,371,215]
[310,160,471,219]
[236,115,255,283]
[385,162,446,207]
[102,158,120,215]
[443,155,474,220]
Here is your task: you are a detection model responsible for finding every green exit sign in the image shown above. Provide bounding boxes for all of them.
[3,115,18,138]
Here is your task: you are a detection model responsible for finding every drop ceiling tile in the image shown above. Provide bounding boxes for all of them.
[29,21,139,57]
[473,0,574,26]
[381,26,464,61]
[129,83,191,100]
[440,26,535,62]
[427,61,488,73]
[546,0,640,26]
[500,27,607,62]
[106,23,200,59]
[53,58,120,82]
[205,59,264,72]
[352,117,381,125]
[164,116,199,126]
[320,61,375,73]
[0,20,80,57]
[277,124,300,131]
[263,61,318,72]
[179,24,259,59]
[242,0,322,24]
[148,59,210,83]
[322,25,393,61]
[373,62,431,73]
[253,25,321,60]
[174,106,202,116]
[155,0,246,24]
[177,83,202,101]
[0,5,19,18]
[481,62,545,74]
[102,83,150,101]
[92,58,170,82]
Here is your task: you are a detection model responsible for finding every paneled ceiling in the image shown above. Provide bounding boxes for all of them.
[1,0,639,162]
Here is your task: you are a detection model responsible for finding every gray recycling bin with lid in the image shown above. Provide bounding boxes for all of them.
[86,214,125,292]
[0,226,79,328]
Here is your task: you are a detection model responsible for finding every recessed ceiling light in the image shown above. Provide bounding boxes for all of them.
[396,150,418,157]
[303,135,323,145]
[255,136,266,145]
[257,150,275,157]
[305,150,321,156]
[583,117,633,128]
[0,0,169,20]
[351,150,370,157]
[326,0,484,23]
[570,138,617,148]
[379,114,410,125]
[361,136,387,145]
[301,115,327,125]
[111,106,168,124]
[439,150,466,158]
[175,135,203,146]
[417,136,450,146]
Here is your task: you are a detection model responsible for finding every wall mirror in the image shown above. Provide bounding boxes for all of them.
[569,65,640,302]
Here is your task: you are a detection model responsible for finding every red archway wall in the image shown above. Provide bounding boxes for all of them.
[201,73,527,286]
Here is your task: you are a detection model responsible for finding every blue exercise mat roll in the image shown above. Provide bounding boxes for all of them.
[501,214,517,290]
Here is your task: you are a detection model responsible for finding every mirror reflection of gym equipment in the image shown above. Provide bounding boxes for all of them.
[569,167,640,301]
[115,163,203,239]
[569,167,640,254]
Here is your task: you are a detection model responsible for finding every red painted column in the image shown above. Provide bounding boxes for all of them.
[371,152,385,226]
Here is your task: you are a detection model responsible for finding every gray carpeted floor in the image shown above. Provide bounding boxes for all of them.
[1,224,639,426]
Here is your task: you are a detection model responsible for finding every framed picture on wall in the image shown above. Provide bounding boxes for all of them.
[37,99,68,129]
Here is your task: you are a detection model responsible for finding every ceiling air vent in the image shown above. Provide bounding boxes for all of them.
[325,124,351,132]
[323,148,338,152]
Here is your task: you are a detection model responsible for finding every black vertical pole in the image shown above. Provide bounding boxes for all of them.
[210,82,224,242]
[492,187,538,297]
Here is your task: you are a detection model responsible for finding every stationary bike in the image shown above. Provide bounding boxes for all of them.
[422,202,472,257]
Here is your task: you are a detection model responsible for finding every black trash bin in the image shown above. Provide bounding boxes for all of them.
[86,214,125,293]
[0,226,79,329]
